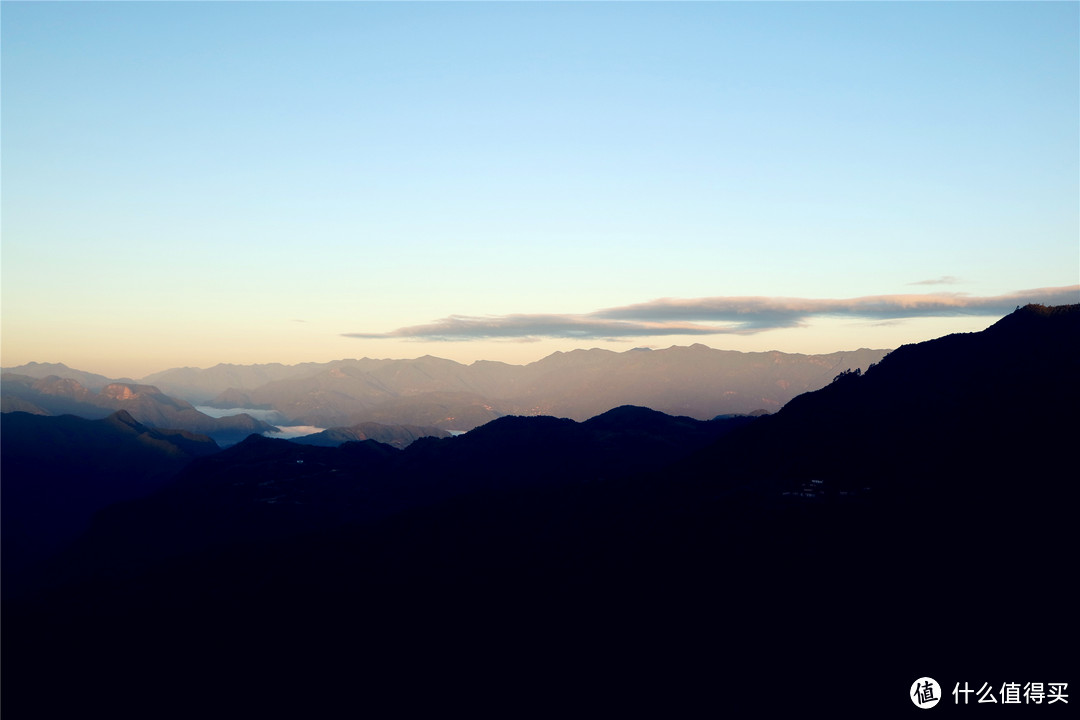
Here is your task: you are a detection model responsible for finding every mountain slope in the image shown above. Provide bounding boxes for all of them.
[9,345,888,431]
[0,410,219,589]
[0,375,278,443]
[291,421,450,448]
[0,361,128,390]
[683,303,1079,492]
[3,307,1073,716]
[34,408,755,583]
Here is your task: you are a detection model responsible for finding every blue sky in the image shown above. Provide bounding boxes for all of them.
[2,1,1077,378]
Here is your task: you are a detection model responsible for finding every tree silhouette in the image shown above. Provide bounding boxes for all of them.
[831,368,861,384]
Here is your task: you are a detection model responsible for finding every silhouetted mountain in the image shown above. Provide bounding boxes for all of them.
[3,307,1073,716]
[682,303,1080,493]
[0,374,278,444]
[0,410,219,591]
[292,421,450,448]
[32,408,753,587]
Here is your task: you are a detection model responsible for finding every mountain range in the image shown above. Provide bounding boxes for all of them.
[5,344,888,431]
[0,374,277,444]
[2,306,1075,716]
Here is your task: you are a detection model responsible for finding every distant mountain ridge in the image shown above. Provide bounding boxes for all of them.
[0,374,277,444]
[292,421,451,448]
[0,361,133,390]
[6,345,888,431]
[60,345,886,429]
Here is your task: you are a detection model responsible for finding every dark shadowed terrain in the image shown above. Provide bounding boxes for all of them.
[1,411,219,584]
[2,306,1075,717]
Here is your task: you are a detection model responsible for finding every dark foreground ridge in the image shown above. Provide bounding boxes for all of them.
[1,410,219,584]
[2,305,1076,716]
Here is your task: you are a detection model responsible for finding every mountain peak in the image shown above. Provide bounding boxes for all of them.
[31,375,92,397]
[104,409,148,433]
[587,404,668,423]
[985,302,1080,336]
[23,361,72,370]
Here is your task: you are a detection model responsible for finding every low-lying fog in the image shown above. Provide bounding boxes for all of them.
[196,406,326,440]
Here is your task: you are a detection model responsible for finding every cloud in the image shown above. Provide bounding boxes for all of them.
[908,276,961,286]
[344,314,733,341]
[343,286,1080,342]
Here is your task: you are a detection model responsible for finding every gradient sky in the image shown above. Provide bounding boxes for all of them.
[3,1,1078,379]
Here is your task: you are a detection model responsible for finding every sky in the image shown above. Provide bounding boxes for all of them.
[2,1,1078,379]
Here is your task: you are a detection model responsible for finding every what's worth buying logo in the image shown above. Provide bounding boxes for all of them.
[911,677,942,709]
[911,677,1069,708]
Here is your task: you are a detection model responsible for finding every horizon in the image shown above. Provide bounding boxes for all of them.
[0,303,1057,382]
[3,3,1077,378]
[2,297,1076,380]
[7,336,901,382]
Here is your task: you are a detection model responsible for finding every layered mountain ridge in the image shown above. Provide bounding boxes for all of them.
[6,344,889,431]
[3,306,1074,716]
[0,374,277,444]
[195,345,889,427]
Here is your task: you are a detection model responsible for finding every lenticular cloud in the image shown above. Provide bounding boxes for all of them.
[343,286,1080,342]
